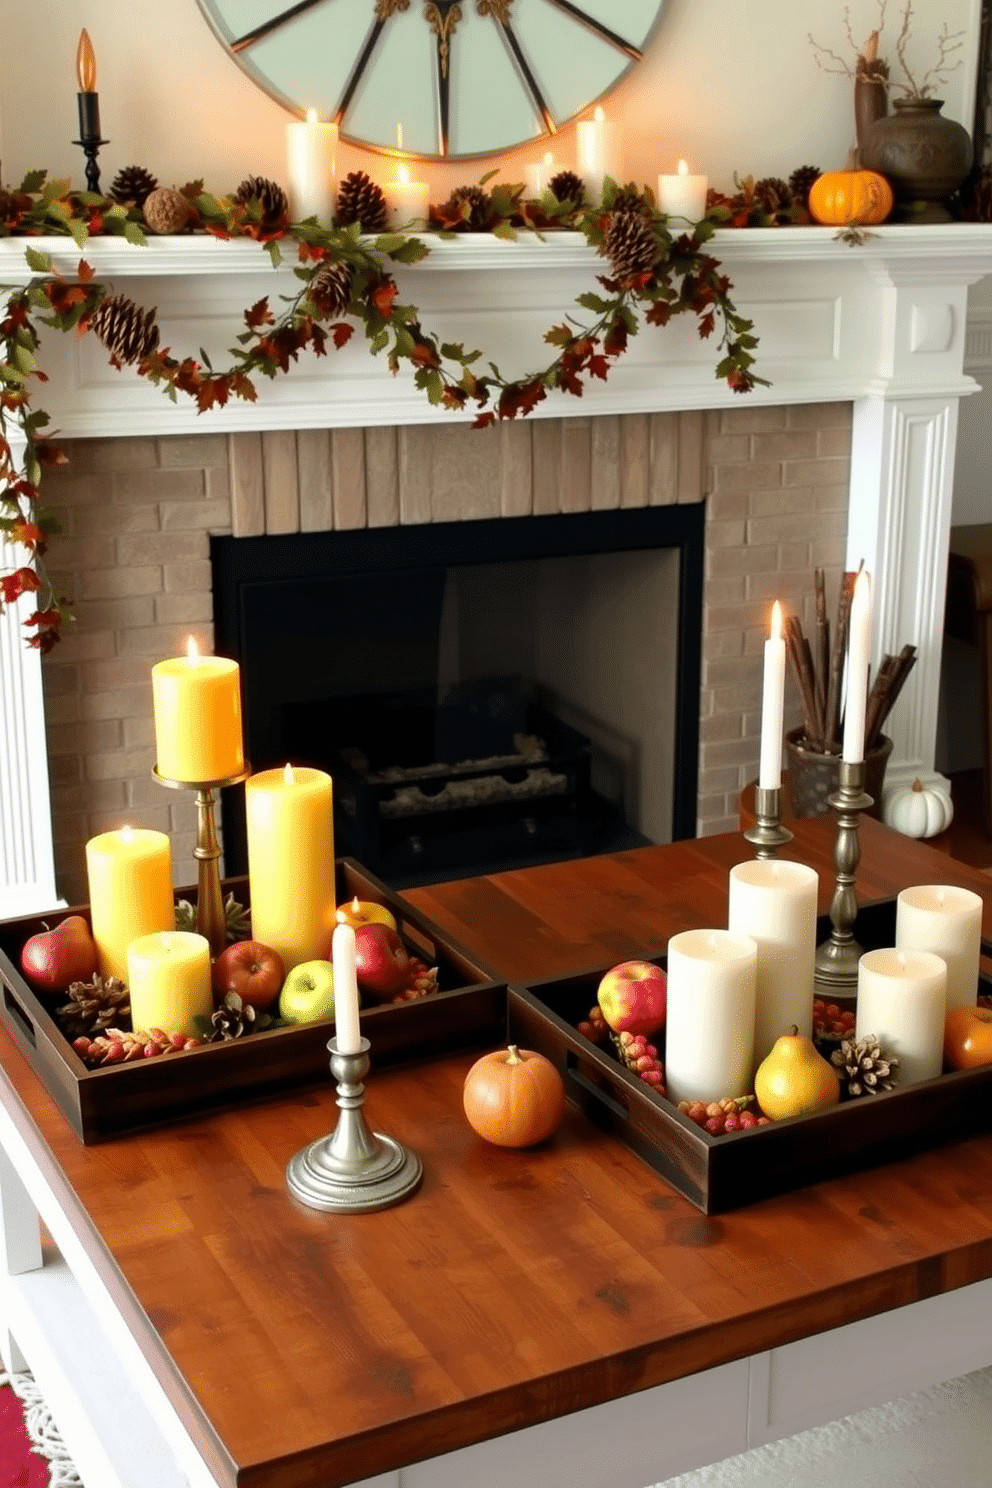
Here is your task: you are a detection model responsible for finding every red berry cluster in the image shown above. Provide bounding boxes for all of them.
[576,1004,608,1044]
[813,999,856,1041]
[612,1031,665,1092]
[677,1097,771,1136]
[388,958,441,1003]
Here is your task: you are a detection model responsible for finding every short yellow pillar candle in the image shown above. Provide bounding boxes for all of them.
[245,764,336,974]
[85,826,175,983]
[152,637,244,783]
[127,931,213,1038]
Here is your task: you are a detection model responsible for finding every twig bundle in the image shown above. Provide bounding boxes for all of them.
[784,568,916,754]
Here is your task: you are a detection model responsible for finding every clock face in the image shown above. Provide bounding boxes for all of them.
[197,0,667,159]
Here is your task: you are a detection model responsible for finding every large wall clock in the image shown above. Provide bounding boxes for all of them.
[197,0,668,159]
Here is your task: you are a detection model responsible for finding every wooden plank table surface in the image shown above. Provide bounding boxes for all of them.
[2,815,992,1488]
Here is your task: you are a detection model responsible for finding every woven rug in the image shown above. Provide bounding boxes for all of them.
[0,1372,82,1488]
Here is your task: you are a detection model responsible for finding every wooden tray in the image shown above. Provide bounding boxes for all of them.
[507,899,992,1214]
[0,859,506,1144]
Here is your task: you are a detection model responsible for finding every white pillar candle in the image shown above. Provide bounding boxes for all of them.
[524,150,556,198]
[127,930,213,1040]
[896,885,983,1012]
[728,859,818,1068]
[657,159,708,222]
[383,163,430,229]
[856,948,946,1085]
[576,106,618,204]
[331,921,362,1055]
[758,600,786,791]
[842,569,872,764]
[286,108,337,224]
[665,929,757,1105]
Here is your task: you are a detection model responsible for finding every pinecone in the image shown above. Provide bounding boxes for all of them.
[831,1034,900,1097]
[788,165,822,211]
[142,186,192,235]
[754,176,791,217]
[208,991,257,1041]
[89,295,160,365]
[174,892,251,942]
[548,170,585,206]
[56,974,130,1039]
[109,165,159,206]
[309,259,354,317]
[601,210,660,287]
[336,170,389,233]
[233,175,290,230]
[612,184,653,217]
[441,184,493,230]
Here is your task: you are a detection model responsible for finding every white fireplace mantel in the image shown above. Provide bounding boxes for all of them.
[2,223,992,914]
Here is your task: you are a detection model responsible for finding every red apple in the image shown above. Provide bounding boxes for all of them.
[211,940,285,1012]
[20,915,98,992]
[353,922,410,999]
[597,960,667,1037]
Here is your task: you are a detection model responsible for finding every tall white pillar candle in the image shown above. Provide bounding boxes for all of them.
[856,948,947,1085]
[657,159,708,222]
[842,569,872,763]
[758,601,786,791]
[576,106,618,204]
[524,151,556,198]
[728,859,818,1068]
[896,885,983,1011]
[331,921,362,1055]
[286,109,337,224]
[665,929,757,1105]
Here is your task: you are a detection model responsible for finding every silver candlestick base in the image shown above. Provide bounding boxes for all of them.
[286,1038,423,1213]
[743,785,794,860]
[813,759,873,1003]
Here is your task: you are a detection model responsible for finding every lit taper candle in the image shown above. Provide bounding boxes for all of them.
[758,601,786,791]
[75,29,101,144]
[842,570,872,764]
[331,921,362,1055]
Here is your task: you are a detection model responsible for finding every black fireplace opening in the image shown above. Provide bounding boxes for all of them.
[211,505,704,888]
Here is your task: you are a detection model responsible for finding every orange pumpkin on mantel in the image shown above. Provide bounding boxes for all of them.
[808,169,894,226]
[462,1045,566,1148]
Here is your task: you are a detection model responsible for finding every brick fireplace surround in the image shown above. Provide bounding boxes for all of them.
[2,224,991,913]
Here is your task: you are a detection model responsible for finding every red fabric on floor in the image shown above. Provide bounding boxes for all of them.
[0,1382,49,1488]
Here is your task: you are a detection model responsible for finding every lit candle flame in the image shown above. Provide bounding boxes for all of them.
[185,635,201,664]
[677,159,689,177]
[352,896,360,913]
[397,122,404,150]
[306,106,318,124]
[284,762,295,786]
[119,824,134,843]
[398,163,411,185]
[76,29,97,91]
[543,150,554,166]
[771,600,783,641]
[594,105,605,123]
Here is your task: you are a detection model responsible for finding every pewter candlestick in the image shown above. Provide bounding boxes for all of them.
[287,1038,423,1213]
[743,785,793,860]
[813,758,873,1002]
[152,765,250,957]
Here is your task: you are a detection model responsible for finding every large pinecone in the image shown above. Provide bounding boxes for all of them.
[831,1034,900,1097]
[89,295,160,365]
[110,165,159,206]
[208,991,257,1041]
[548,170,584,206]
[309,259,354,317]
[441,184,493,230]
[234,174,290,230]
[601,210,659,287]
[754,176,791,218]
[336,170,388,233]
[57,974,130,1038]
[788,165,821,212]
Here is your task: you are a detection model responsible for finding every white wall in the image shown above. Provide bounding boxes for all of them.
[0,0,980,203]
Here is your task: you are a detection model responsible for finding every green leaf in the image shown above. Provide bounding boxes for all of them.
[12,343,37,374]
[18,169,47,194]
[40,177,72,205]
[478,168,500,186]
[390,237,430,264]
[393,326,415,358]
[577,292,613,314]
[24,247,53,274]
[374,233,407,255]
[370,328,389,355]
[266,240,282,269]
[491,221,517,242]
[416,368,444,404]
[123,219,147,246]
[440,342,467,362]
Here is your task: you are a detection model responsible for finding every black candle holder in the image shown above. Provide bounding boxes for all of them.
[73,136,109,195]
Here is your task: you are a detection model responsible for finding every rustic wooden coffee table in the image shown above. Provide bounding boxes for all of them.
[2,816,992,1488]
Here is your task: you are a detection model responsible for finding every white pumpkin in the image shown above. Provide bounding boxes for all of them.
[882,779,954,839]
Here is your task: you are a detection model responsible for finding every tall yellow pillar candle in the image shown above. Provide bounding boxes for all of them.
[85,827,175,983]
[152,637,244,783]
[127,931,213,1038]
[245,764,336,973]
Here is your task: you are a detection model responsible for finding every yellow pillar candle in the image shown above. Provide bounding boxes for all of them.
[245,764,336,973]
[127,931,213,1038]
[152,637,244,783]
[85,826,175,983]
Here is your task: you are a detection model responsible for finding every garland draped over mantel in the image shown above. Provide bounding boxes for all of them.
[0,170,763,651]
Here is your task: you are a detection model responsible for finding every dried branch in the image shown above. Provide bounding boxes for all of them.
[892,0,965,97]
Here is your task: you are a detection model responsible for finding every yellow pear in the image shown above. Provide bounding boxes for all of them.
[754,1025,840,1121]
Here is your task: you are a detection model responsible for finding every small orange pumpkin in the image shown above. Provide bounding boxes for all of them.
[462,1044,566,1148]
[808,169,893,226]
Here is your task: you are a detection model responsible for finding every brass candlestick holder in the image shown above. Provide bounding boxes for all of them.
[152,764,250,957]
[287,1037,423,1213]
[813,758,873,1002]
[743,785,793,860]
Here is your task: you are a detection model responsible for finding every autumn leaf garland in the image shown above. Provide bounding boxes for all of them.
[0,171,764,650]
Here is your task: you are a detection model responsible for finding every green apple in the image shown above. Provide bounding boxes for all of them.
[278,960,337,1025]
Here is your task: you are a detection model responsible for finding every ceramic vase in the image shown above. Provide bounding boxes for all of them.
[861,98,973,221]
